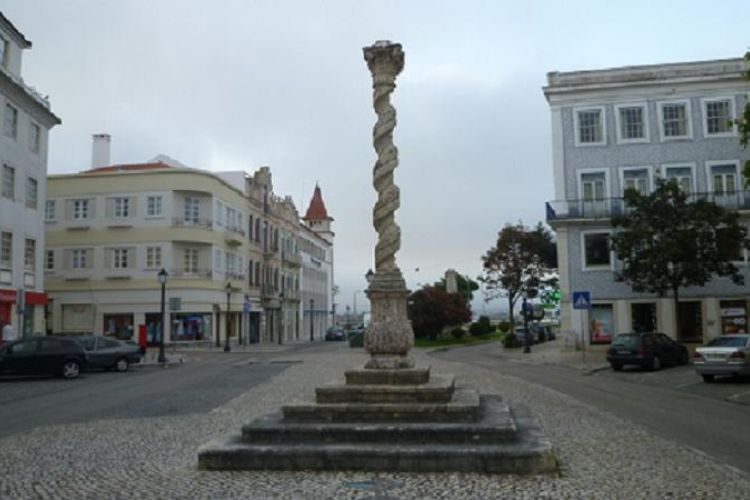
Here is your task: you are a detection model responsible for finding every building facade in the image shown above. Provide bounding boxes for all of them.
[45,139,334,345]
[544,58,750,348]
[0,13,61,336]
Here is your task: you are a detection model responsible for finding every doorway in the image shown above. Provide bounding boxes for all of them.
[631,303,656,332]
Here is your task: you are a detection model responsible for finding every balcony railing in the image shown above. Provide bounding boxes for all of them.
[172,217,213,229]
[546,191,750,222]
[170,268,212,279]
[282,251,302,267]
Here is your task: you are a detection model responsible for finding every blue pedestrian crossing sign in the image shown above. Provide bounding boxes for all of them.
[572,291,591,310]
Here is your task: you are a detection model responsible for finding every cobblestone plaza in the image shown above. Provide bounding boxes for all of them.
[1,347,749,499]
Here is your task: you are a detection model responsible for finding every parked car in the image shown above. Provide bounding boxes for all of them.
[73,335,142,372]
[693,334,750,383]
[0,336,88,379]
[325,326,346,342]
[539,326,556,341]
[606,332,688,371]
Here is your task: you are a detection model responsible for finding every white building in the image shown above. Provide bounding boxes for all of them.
[45,136,334,346]
[0,12,61,336]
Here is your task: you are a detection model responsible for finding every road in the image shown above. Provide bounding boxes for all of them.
[432,343,750,476]
[0,351,289,439]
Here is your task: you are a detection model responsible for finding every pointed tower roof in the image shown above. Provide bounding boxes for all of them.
[303,184,333,221]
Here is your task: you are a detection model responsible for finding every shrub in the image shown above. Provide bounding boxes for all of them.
[497,320,510,333]
[450,327,466,340]
[477,315,493,333]
[468,322,484,336]
[502,332,521,348]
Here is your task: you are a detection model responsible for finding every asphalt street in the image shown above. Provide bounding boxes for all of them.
[0,352,289,440]
[432,343,750,476]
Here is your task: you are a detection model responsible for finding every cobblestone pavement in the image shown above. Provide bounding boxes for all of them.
[1,345,749,499]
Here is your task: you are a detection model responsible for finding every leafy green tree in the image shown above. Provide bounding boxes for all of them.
[610,179,748,339]
[408,285,471,340]
[479,222,557,330]
[735,51,750,184]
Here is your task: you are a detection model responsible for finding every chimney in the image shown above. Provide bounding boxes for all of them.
[91,133,111,168]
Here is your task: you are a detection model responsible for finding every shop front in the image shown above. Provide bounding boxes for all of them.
[104,313,135,340]
[719,299,747,335]
[171,312,212,342]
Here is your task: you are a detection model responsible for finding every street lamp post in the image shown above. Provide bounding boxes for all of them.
[157,269,168,364]
[224,282,232,352]
[279,279,284,345]
[309,299,314,342]
[522,293,531,354]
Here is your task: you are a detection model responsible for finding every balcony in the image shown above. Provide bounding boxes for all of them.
[172,217,213,229]
[261,284,278,298]
[170,268,212,279]
[546,191,750,222]
[224,226,245,246]
[282,251,302,267]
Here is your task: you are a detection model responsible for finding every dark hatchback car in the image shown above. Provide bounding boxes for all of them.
[73,335,143,372]
[606,332,688,371]
[0,336,88,379]
[325,326,346,341]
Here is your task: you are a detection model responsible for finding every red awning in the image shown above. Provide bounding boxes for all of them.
[25,291,48,305]
[0,289,17,303]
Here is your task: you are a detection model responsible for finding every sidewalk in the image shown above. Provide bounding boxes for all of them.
[480,336,610,374]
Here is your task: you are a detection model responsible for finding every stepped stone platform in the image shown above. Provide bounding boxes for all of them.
[198,366,556,474]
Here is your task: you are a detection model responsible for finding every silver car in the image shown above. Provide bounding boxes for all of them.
[693,334,750,382]
[74,335,143,372]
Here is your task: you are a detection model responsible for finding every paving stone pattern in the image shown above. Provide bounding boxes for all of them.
[1,348,749,499]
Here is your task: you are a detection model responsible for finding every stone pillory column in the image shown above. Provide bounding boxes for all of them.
[363,41,414,370]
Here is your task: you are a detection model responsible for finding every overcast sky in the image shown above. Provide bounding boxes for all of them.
[4,0,749,313]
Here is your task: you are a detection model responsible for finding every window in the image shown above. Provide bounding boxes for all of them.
[71,249,88,269]
[113,197,130,218]
[583,232,611,268]
[113,248,129,269]
[184,197,199,224]
[677,301,703,342]
[29,123,41,153]
[45,200,56,221]
[24,239,35,270]
[146,196,162,217]
[248,259,254,284]
[4,103,17,139]
[710,163,738,195]
[254,262,260,285]
[184,248,199,273]
[214,249,222,270]
[45,250,54,271]
[73,199,89,220]
[615,104,647,142]
[0,35,8,68]
[621,168,649,195]
[2,164,14,199]
[0,232,11,267]
[703,98,734,136]
[26,178,37,209]
[576,108,604,145]
[214,199,224,226]
[146,247,161,269]
[226,252,235,274]
[660,101,691,139]
[663,165,694,194]
[590,304,614,344]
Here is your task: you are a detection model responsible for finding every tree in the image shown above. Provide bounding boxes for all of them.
[610,179,748,339]
[479,222,557,331]
[434,273,480,302]
[407,285,471,340]
[735,51,750,184]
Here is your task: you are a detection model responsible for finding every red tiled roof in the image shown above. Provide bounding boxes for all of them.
[83,162,173,174]
[303,185,333,221]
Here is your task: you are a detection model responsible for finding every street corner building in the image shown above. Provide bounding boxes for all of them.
[0,12,61,336]
[44,137,334,347]
[543,57,750,352]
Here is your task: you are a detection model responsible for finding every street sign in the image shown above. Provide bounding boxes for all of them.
[572,291,591,310]
[168,297,182,311]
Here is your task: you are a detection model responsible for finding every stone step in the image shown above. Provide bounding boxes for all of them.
[198,398,556,474]
[315,374,455,404]
[242,395,516,444]
[345,366,430,386]
[282,388,480,423]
